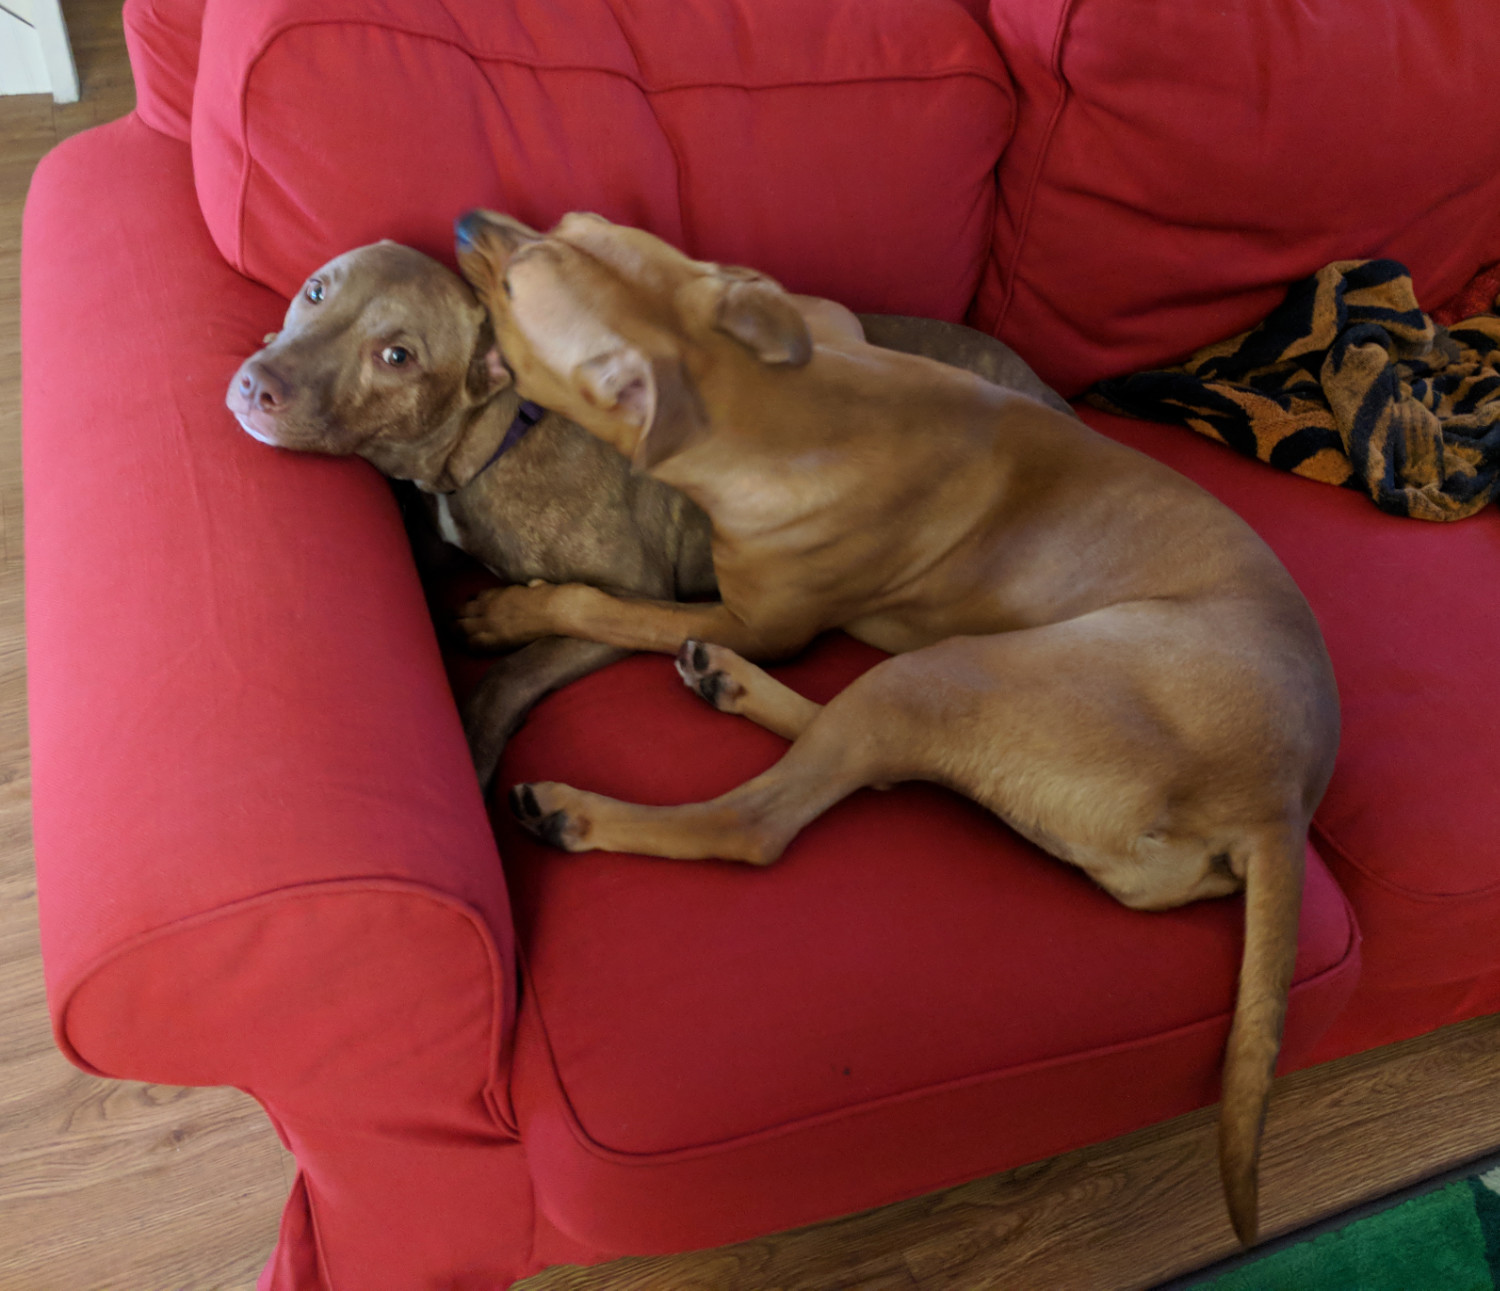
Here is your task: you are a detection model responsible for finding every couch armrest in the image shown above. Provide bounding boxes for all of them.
[22,114,515,1120]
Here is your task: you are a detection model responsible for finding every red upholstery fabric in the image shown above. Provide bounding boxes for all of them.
[189,0,1012,314]
[122,0,207,140]
[496,641,1358,1253]
[973,0,1500,396]
[1081,407,1500,1054]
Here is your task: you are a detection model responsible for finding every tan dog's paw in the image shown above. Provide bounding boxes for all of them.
[508,782,591,850]
[458,581,556,650]
[675,639,749,713]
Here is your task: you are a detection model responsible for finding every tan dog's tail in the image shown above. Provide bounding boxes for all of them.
[1219,825,1305,1246]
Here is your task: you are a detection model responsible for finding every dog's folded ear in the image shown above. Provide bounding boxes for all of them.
[465,314,513,405]
[712,273,812,367]
[576,346,705,471]
[455,210,543,293]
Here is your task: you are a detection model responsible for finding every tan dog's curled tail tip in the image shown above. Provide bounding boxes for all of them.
[1217,825,1306,1246]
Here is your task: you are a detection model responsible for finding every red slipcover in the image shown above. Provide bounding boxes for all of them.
[22,0,1500,1287]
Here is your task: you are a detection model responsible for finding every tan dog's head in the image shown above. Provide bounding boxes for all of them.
[453,210,811,470]
[226,241,513,492]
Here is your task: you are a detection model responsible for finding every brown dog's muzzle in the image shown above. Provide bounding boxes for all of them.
[233,357,290,415]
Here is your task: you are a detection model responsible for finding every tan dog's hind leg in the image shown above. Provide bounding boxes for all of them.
[507,616,1308,1250]
[674,639,821,740]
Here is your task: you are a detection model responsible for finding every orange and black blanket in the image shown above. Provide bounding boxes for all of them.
[1089,260,1500,520]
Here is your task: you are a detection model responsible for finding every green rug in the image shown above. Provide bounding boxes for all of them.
[1196,1167,1500,1290]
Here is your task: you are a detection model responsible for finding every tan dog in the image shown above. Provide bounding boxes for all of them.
[225,241,716,786]
[453,210,1341,1245]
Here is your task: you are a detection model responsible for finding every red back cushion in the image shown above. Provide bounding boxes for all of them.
[973,0,1500,396]
[191,0,1013,317]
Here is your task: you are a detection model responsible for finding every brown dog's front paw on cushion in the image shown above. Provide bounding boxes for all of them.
[457,582,559,650]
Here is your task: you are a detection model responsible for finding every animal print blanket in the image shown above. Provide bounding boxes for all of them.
[1089,259,1500,521]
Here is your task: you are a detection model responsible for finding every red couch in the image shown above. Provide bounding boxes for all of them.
[22,1,1500,1287]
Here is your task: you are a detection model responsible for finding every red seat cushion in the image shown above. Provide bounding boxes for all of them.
[495,638,1357,1253]
[1082,406,1500,1053]
[973,0,1500,397]
[191,0,1013,319]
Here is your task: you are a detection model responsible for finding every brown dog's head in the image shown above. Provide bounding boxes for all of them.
[226,241,514,492]
[453,210,811,471]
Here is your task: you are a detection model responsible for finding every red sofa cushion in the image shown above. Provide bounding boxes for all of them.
[1082,407,1500,1054]
[495,640,1358,1253]
[191,0,1013,319]
[973,0,1500,397]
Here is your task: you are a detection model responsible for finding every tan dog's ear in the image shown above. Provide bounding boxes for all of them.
[576,346,704,471]
[465,314,513,405]
[712,273,812,366]
[455,210,544,294]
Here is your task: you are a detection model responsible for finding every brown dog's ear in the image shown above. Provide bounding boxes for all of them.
[576,346,704,471]
[464,313,513,405]
[712,273,812,366]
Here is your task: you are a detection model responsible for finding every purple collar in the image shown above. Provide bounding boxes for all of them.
[477,399,545,476]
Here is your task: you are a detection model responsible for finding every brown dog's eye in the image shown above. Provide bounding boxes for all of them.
[305,280,324,304]
[380,345,411,367]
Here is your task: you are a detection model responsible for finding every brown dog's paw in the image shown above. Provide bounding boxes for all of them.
[674,639,747,712]
[458,582,556,650]
[508,782,590,850]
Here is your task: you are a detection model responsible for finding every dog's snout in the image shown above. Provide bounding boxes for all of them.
[237,359,290,413]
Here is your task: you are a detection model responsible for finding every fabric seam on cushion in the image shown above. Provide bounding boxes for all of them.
[240,19,1011,92]
[292,1164,335,1291]
[992,0,1078,335]
[588,9,692,260]
[53,878,514,1137]
[521,936,1358,1167]
[1311,817,1500,902]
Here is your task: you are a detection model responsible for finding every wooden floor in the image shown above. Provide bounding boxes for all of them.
[5,7,1500,1291]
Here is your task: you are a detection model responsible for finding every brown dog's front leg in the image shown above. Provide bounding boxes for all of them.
[459,581,813,660]
[463,636,629,790]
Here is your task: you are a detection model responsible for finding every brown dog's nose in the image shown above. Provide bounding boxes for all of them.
[236,359,290,413]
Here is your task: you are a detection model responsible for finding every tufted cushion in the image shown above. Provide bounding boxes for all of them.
[972,0,1500,397]
[190,0,1013,319]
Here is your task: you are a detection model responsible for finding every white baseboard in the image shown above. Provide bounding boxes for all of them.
[0,0,78,103]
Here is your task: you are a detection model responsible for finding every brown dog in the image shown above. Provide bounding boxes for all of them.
[225,241,1070,786]
[225,241,715,786]
[452,210,1341,1245]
